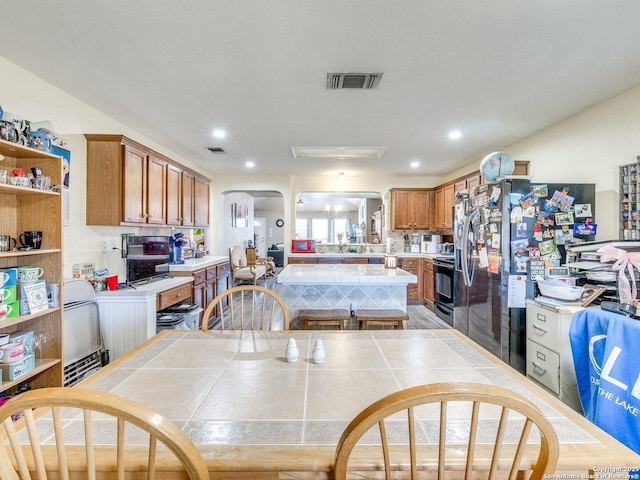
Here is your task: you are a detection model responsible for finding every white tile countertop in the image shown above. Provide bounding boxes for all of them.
[277,263,417,284]
[166,255,228,272]
[95,276,194,299]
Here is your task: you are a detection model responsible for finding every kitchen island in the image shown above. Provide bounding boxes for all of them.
[274,263,417,319]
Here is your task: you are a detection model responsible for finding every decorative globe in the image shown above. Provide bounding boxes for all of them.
[479,151,515,182]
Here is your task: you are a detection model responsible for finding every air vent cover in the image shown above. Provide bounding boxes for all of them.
[207,147,225,153]
[326,73,383,89]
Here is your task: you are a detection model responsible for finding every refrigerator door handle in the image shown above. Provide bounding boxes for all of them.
[461,213,472,287]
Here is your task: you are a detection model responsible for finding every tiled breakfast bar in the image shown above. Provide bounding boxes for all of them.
[64,329,640,478]
[274,263,417,319]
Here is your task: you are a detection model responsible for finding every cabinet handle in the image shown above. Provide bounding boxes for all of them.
[532,362,547,376]
[532,324,547,335]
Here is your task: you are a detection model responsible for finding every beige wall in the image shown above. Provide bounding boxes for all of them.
[1,54,632,280]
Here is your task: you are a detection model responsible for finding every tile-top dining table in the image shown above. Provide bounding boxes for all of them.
[73,328,639,478]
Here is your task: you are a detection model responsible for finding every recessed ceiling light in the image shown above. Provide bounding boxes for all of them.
[212,129,226,139]
[245,161,255,169]
[448,130,462,140]
[410,161,420,168]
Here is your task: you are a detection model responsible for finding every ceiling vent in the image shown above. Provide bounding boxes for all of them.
[326,73,383,90]
[207,147,225,154]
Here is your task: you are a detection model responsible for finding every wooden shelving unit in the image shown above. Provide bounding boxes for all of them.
[0,139,63,392]
[620,160,640,240]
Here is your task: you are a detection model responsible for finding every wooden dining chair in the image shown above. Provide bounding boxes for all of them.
[201,284,290,331]
[334,382,559,480]
[0,387,210,480]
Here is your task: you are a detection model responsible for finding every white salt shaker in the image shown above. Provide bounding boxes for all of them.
[312,339,325,364]
[285,338,299,363]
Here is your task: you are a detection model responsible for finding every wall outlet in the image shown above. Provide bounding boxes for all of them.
[101,241,108,254]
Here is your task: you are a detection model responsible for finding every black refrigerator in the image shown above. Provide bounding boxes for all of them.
[453,178,596,374]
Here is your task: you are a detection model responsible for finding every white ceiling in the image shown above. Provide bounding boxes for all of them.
[2,1,640,178]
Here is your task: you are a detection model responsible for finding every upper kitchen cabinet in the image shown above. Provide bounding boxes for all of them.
[194,176,210,227]
[390,189,432,230]
[433,184,454,230]
[85,135,210,227]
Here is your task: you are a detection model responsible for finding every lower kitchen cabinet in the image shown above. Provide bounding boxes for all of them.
[288,257,319,264]
[400,257,422,303]
[422,258,434,308]
[525,299,582,411]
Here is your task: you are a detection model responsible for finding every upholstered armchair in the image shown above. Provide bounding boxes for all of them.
[229,246,267,284]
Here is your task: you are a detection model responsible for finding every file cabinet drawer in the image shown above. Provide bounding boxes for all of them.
[526,339,560,395]
[526,303,560,353]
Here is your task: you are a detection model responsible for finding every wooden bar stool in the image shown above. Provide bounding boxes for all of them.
[354,309,409,330]
[298,308,351,330]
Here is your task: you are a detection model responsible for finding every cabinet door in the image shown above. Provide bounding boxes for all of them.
[181,171,195,227]
[123,145,147,223]
[146,155,167,224]
[443,184,455,229]
[413,190,432,229]
[466,174,480,192]
[194,176,210,227]
[166,164,182,226]
[391,191,413,230]
[423,260,434,308]
[434,187,445,229]
[454,180,466,196]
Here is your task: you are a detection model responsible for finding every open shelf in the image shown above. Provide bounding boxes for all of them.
[0,358,61,394]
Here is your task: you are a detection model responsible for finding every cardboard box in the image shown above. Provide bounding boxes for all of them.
[0,285,16,305]
[0,301,19,320]
[0,354,34,381]
[0,268,16,287]
[9,330,34,351]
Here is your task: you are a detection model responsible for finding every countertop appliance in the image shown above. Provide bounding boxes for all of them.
[421,234,440,254]
[125,235,171,285]
[291,238,315,253]
[454,178,596,374]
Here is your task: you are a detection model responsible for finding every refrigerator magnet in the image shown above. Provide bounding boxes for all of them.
[575,203,593,218]
[516,223,528,238]
[555,212,574,225]
[510,206,523,224]
[531,184,548,198]
[518,192,536,209]
[574,222,597,236]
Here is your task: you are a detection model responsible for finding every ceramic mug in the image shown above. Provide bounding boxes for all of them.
[17,266,44,283]
[0,121,18,143]
[0,235,17,252]
[19,231,42,250]
[29,131,52,152]
[0,342,24,363]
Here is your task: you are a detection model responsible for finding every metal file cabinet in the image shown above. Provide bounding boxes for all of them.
[525,299,583,412]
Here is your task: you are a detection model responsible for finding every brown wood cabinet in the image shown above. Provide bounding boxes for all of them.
[433,184,454,230]
[85,135,210,227]
[288,257,319,264]
[422,258,434,308]
[194,176,210,227]
[0,139,64,392]
[390,189,432,230]
[317,257,368,264]
[166,164,182,226]
[400,257,422,303]
[174,261,230,327]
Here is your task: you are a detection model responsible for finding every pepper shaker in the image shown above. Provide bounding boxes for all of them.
[312,339,325,364]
